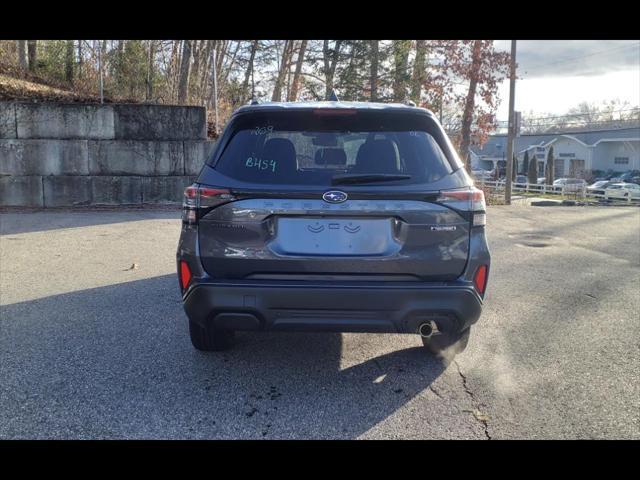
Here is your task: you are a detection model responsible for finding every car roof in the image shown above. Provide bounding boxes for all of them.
[234,100,436,117]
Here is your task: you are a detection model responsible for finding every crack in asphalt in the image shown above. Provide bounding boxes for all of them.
[454,360,491,440]
[428,385,444,400]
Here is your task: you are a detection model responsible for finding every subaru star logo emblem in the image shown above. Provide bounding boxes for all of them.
[323,190,348,203]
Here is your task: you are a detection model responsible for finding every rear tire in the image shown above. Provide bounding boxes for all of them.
[189,319,235,351]
[422,327,470,358]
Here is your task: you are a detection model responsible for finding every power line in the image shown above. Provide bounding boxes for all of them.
[527,108,639,121]
[497,118,640,127]
[495,121,639,130]
[520,43,640,72]
[488,125,640,136]
[496,107,640,124]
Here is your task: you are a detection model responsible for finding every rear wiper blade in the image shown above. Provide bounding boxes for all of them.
[331,174,412,185]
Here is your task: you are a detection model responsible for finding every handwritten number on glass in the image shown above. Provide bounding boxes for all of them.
[251,126,274,136]
[245,157,277,172]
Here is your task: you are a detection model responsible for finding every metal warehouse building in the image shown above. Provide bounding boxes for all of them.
[471,126,640,178]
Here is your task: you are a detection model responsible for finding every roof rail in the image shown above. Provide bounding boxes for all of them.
[250,98,260,105]
[405,100,416,107]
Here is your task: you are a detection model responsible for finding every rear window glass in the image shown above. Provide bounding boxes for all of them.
[211,111,454,186]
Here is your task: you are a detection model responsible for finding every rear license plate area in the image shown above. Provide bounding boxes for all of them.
[269,217,400,256]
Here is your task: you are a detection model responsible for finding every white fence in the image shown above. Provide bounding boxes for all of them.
[476,179,639,204]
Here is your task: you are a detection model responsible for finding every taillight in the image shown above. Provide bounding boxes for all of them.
[179,260,192,290]
[183,185,234,225]
[474,265,488,294]
[437,187,486,226]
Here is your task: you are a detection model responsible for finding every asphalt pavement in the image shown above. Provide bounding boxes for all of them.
[1,204,638,439]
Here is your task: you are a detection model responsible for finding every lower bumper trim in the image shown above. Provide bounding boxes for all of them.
[183,281,482,334]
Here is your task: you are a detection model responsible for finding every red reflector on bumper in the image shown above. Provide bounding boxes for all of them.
[180,261,192,289]
[474,265,488,294]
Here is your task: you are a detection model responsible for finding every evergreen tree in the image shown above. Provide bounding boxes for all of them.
[512,153,518,181]
[528,151,538,184]
[523,151,529,178]
[545,146,555,185]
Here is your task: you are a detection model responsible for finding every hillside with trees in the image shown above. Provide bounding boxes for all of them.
[0,40,510,163]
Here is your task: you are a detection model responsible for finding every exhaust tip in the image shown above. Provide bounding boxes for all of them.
[419,321,438,338]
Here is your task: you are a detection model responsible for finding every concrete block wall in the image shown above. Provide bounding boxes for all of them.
[0,102,215,207]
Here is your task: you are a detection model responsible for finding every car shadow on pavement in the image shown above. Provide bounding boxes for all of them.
[0,208,180,235]
[0,274,447,439]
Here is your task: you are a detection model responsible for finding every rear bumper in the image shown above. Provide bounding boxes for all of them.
[182,281,483,334]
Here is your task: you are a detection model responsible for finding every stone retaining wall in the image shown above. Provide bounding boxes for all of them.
[0,102,215,207]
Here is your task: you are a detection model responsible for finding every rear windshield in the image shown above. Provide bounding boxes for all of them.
[211,110,455,186]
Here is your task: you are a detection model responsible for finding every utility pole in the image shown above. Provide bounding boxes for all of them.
[505,40,517,204]
[212,49,219,136]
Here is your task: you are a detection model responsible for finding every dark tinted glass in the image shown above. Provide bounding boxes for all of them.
[212,111,455,186]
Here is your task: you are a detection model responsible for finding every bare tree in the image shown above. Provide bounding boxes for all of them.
[77,40,83,78]
[196,40,214,105]
[288,40,307,101]
[322,40,343,100]
[65,40,74,84]
[272,40,294,102]
[190,40,204,101]
[370,40,379,101]
[146,40,155,101]
[27,40,37,71]
[222,41,242,85]
[393,40,411,102]
[241,40,259,103]
[410,40,428,102]
[17,40,28,70]
[177,40,193,104]
[447,39,509,159]
[459,40,483,170]
[215,40,228,77]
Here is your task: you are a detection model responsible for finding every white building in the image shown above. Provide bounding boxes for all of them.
[471,127,640,178]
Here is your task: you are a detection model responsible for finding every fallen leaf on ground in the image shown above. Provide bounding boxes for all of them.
[463,409,490,422]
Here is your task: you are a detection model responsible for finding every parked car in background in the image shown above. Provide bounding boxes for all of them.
[537,177,546,185]
[593,176,623,185]
[554,178,587,193]
[587,180,614,195]
[514,175,528,185]
[472,169,493,182]
[619,170,640,183]
[604,183,640,200]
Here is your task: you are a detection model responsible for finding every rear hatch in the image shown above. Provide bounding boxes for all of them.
[192,107,480,282]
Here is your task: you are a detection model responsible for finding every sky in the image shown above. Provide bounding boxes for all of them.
[493,40,640,120]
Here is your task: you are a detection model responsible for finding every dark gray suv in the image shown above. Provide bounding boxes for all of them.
[177,101,490,357]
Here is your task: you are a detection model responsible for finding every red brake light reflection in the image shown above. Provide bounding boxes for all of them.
[474,265,488,294]
[199,188,231,198]
[440,190,484,202]
[180,261,192,289]
[184,186,199,198]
